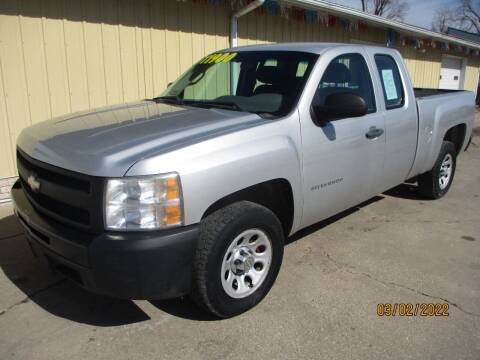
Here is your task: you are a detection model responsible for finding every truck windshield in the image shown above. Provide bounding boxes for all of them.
[155,51,318,117]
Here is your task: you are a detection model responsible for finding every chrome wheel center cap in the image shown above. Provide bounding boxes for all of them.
[231,247,255,275]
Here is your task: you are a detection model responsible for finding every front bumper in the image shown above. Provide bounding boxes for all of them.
[11,180,199,299]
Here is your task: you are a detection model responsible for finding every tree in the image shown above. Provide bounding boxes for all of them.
[431,0,480,34]
[360,0,409,21]
[458,0,480,33]
[432,7,459,33]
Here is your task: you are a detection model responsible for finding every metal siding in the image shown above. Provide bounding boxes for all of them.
[247,11,256,45]
[101,0,123,105]
[0,0,231,178]
[63,0,90,112]
[118,0,139,102]
[0,2,479,179]
[178,0,192,86]
[265,14,275,43]
[0,50,15,178]
[0,0,30,178]
[19,0,51,124]
[83,0,108,108]
[140,2,154,99]
[215,5,229,95]
[43,0,71,116]
[465,57,480,92]
[396,46,442,89]
[150,0,168,95]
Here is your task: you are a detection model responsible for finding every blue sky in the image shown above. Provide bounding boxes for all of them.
[327,0,452,29]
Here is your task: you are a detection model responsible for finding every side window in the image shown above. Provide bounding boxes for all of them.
[316,53,376,113]
[374,54,405,109]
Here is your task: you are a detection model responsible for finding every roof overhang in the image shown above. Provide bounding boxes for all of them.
[282,0,480,50]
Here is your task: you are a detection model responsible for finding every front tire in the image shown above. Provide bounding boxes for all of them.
[418,141,457,199]
[191,201,284,318]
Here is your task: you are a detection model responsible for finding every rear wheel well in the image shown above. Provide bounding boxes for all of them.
[202,179,294,236]
[443,124,466,154]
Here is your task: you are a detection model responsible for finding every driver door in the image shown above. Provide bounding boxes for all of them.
[299,51,386,228]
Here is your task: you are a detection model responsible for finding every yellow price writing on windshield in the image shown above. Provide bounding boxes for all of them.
[199,52,237,64]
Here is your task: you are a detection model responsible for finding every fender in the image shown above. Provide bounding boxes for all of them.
[126,113,304,235]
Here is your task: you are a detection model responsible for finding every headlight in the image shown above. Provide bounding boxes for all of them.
[105,173,183,231]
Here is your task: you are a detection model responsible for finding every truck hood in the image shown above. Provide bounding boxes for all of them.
[17,101,265,177]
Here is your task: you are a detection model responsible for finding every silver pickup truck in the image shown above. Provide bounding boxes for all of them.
[12,43,474,317]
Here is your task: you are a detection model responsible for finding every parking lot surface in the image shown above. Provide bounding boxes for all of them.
[1,128,479,360]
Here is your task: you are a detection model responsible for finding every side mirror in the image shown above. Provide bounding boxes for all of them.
[311,92,368,124]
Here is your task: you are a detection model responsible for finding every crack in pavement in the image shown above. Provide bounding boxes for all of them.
[324,252,480,318]
[417,219,478,224]
[0,278,66,317]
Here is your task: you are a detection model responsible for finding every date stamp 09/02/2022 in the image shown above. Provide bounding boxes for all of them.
[377,303,450,317]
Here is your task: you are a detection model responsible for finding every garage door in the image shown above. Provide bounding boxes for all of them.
[439,57,463,90]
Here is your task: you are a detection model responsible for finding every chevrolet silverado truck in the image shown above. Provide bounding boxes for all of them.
[12,43,474,317]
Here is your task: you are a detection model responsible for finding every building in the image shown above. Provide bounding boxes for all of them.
[1,0,480,197]
[447,27,480,102]
[447,27,480,44]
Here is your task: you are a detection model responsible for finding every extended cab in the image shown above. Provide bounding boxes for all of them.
[12,43,474,317]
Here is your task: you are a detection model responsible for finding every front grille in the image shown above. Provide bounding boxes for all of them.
[16,149,104,233]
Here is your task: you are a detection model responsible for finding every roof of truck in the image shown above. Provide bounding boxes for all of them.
[228,42,390,54]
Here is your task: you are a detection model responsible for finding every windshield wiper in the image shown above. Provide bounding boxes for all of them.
[183,100,243,111]
[151,97,242,112]
[152,97,274,118]
[151,95,183,105]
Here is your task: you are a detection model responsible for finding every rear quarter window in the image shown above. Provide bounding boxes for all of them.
[374,54,405,109]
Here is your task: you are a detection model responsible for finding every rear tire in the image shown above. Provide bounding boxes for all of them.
[191,201,284,318]
[418,141,456,199]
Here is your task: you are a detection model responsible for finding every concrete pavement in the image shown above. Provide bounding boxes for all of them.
[0,132,479,359]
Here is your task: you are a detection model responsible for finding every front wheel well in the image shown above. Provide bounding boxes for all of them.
[443,124,466,154]
[201,179,294,236]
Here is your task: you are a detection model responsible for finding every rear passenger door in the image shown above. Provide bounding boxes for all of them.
[299,51,386,228]
[371,53,418,190]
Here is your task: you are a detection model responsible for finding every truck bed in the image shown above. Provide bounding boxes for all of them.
[409,88,475,178]
[414,88,465,98]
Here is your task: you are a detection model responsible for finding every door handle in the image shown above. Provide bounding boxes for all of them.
[365,126,384,139]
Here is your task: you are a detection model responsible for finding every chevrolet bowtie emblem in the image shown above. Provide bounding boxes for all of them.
[27,173,41,193]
